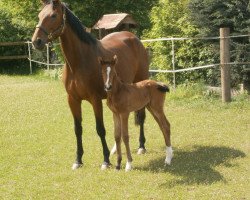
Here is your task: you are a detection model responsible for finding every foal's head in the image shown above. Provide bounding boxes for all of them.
[98,55,118,92]
[32,0,65,49]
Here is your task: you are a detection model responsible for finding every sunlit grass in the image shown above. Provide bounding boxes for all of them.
[0,75,249,199]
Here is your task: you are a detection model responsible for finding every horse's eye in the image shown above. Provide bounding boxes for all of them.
[51,14,57,19]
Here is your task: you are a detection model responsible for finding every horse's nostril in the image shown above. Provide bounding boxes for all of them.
[32,38,45,50]
[37,38,42,46]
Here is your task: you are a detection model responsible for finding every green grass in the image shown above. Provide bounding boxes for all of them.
[0,75,249,199]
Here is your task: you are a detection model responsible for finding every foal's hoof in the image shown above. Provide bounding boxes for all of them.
[72,163,83,170]
[165,156,173,165]
[137,148,146,155]
[125,162,132,172]
[165,146,173,166]
[101,162,111,170]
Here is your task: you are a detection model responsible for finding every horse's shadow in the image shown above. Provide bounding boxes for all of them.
[135,145,246,187]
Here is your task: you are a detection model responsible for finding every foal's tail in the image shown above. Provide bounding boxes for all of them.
[157,82,170,93]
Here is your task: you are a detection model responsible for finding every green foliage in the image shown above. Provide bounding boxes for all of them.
[189,0,250,86]
[143,0,250,87]
[189,0,250,35]
[143,0,217,84]
[64,0,157,36]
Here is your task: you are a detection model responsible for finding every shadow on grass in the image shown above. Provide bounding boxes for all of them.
[136,145,246,186]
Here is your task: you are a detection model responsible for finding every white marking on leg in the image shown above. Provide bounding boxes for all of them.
[137,147,146,155]
[72,163,83,170]
[110,143,117,155]
[165,146,173,165]
[101,162,110,170]
[125,161,132,172]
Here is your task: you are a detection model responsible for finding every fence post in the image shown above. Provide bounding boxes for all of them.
[171,39,176,89]
[220,28,231,102]
[46,43,50,70]
[27,42,33,74]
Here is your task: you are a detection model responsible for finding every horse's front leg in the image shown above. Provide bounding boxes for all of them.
[68,95,83,170]
[91,98,111,170]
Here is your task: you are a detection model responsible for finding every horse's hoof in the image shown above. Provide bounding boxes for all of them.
[115,166,121,171]
[101,162,111,170]
[72,163,83,170]
[137,148,146,155]
[125,162,132,172]
[110,144,117,155]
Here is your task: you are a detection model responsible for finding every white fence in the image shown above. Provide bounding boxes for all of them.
[26,34,250,81]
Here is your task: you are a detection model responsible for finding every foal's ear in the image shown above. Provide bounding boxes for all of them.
[97,57,103,65]
[113,55,118,65]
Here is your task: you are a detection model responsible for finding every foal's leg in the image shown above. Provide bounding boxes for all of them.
[135,108,147,155]
[112,108,147,155]
[91,98,110,170]
[147,105,173,165]
[68,95,83,170]
[121,113,133,171]
[113,113,122,170]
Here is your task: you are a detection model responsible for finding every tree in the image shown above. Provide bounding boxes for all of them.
[143,0,216,84]
[63,0,157,37]
[189,0,250,87]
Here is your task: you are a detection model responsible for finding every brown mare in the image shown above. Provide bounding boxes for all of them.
[98,56,173,171]
[32,0,149,170]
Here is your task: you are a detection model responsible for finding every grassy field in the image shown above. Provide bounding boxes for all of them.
[0,75,249,199]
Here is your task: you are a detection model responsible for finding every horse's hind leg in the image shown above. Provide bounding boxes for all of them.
[91,98,110,170]
[135,108,146,154]
[147,106,173,165]
[68,96,83,170]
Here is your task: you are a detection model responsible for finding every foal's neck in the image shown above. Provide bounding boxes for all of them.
[107,73,125,97]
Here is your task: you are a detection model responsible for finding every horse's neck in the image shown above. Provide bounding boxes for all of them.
[59,27,96,73]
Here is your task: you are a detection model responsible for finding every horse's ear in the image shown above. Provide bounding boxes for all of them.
[52,0,61,9]
[40,0,50,4]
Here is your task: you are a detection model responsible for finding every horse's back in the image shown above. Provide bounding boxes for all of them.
[101,31,149,83]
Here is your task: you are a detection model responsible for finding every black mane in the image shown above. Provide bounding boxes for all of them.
[63,4,97,45]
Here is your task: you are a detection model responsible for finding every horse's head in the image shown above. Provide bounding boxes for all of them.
[98,55,118,92]
[32,0,66,50]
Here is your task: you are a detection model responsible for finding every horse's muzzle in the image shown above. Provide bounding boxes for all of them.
[32,38,46,50]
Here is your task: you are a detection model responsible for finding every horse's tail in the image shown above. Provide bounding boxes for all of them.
[134,108,146,126]
[157,82,170,93]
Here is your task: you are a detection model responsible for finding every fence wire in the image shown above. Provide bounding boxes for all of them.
[26,34,250,87]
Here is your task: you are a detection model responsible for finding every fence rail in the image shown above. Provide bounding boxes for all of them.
[0,41,26,46]
[0,41,28,60]
[0,55,28,60]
